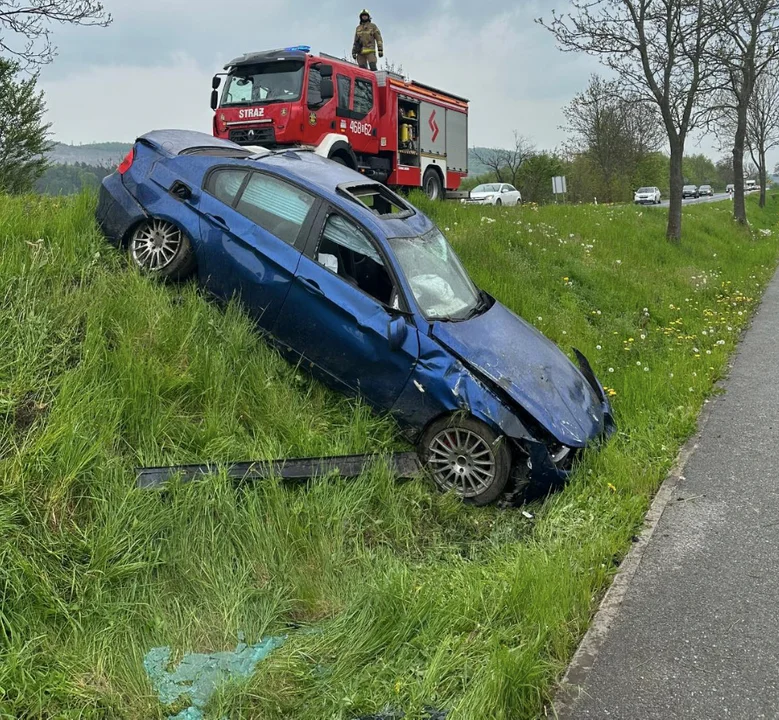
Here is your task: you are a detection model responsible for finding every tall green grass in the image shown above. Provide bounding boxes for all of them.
[2,191,777,719]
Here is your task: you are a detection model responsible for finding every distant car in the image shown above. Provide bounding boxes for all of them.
[726,184,735,194]
[698,185,713,197]
[634,186,661,204]
[96,129,614,505]
[746,180,757,192]
[682,185,699,199]
[465,183,522,207]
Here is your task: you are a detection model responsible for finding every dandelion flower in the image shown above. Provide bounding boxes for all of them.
[596,345,602,350]
[608,367,615,373]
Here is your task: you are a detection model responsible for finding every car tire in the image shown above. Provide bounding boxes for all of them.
[422,168,443,201]
[128,218,196,280]
[495,198,502,206]
[419,415,512,506]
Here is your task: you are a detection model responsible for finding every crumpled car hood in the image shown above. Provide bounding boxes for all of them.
[431,300,606,447]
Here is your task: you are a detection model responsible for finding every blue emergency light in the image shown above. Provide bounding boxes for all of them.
[284,45,311,53]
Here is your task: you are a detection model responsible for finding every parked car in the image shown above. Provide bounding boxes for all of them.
[96,130,614,505]
[464,183,522,207]
[698,185,713,197]
[682,185,699,199]
[726,184,735,194]
[634,186,661,204]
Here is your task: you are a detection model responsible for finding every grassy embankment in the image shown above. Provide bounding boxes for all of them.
[2,192,778,719]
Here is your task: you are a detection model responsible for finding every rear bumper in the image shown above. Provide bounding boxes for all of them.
[96,173,146,247]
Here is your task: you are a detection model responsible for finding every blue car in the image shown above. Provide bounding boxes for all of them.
[97,129,615,505]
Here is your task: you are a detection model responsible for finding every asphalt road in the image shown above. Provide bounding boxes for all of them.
[651,192,732,208]
[558,269,779,719]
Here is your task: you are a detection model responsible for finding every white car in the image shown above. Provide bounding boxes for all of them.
[465,183,522,206]
[634,186,661,204]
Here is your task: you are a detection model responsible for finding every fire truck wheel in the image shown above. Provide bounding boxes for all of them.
[423,168,443,201]
[330,155,347,166]
[128,219,196,281]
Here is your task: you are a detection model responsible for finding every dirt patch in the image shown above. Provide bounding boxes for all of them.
[13,392,49,432]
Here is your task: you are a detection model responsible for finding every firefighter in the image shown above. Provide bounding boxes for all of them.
[352,9,383,71]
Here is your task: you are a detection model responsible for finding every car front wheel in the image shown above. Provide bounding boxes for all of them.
[420,416,512,506]
[128,219,196,280]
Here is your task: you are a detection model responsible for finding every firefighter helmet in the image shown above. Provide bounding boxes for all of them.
[359,9,371,20]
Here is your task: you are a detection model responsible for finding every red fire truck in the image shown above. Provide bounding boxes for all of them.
[210,46,469,200]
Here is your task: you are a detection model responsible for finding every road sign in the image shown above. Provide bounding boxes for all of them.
[552,176,567,194]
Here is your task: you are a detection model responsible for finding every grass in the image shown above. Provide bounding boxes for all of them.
[2,190,778,719]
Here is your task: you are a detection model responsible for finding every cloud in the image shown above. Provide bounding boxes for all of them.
[39,53,214,144]
[35,0,746,165]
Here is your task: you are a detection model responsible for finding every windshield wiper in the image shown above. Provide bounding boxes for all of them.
[458,291,490,322]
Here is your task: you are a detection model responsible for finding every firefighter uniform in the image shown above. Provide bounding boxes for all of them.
[352,9,383,71]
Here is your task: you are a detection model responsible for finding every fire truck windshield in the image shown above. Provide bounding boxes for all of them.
[221,61,305,106]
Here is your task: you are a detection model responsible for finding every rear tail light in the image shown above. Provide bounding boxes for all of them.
[118,147,135,175]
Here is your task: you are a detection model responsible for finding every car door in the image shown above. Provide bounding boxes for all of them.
[196,167,319,331]
[335,73,380,155]
[505,184,521,206]
[273,207,420,410]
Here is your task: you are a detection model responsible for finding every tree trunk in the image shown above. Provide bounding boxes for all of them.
[733,103,748,224]
[759,147,767,208]
[667,141,684,243]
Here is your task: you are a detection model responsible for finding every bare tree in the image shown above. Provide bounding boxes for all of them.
[539,0,717,243]
[0,0,111,67]
[707,0,779,221]
[563,74,663,201]
[744,72,779,206]
[471,132,535,187]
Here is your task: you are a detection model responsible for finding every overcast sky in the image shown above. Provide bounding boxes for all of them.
[37,0,727,161]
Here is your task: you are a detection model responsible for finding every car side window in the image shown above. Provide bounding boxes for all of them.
[337,75,351,111]
[205,168,249,207]
[316,214,395,306]
[353,78,374,117]
[235,173,316,247]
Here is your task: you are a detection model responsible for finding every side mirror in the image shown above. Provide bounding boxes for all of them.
[210,89,219,111]
[320,78,334,101]
[388,316,408,351]
[212,75,221,90]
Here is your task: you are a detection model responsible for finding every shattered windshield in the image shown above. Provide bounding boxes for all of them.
[389,228,482,321]
[222,61,304,106]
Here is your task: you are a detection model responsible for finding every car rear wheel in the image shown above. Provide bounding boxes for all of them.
[420,416,512,506]
[129,219,196,280]
[423,168,443,201]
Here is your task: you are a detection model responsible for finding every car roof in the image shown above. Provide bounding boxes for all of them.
[254,152,435,238]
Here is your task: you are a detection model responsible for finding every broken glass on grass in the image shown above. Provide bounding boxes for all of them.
[143,634,285,719]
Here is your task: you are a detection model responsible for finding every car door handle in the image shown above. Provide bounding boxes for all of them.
[299,277,324,297]
[206,213,228,230]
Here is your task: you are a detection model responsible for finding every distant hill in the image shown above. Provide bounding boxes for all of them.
[467,148,493,178]
[48,142,132,168]
[48,141,496,177]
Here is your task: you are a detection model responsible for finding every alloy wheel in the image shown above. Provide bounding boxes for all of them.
[130,219,183,271]
[427,427,497,498]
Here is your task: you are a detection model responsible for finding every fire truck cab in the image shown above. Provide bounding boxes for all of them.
[211,46,469,200]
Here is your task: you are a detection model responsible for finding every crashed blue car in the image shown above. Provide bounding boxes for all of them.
[97,129,615,505]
